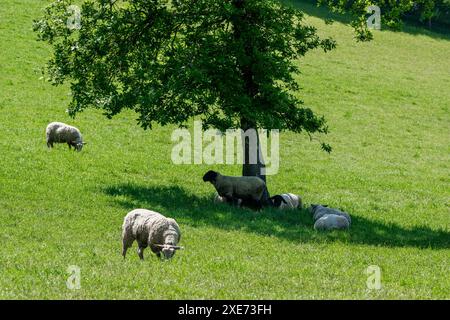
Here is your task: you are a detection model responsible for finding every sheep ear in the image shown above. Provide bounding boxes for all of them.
[174,246,184,250]
[82,142,88,145]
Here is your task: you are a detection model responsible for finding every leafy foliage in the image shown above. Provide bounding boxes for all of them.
[318,0,413,40]
[33,0,425,157]
[34,0,335,138]
[319,0,450,40]
[409,0,450,26]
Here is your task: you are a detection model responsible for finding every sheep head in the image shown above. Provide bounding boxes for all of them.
[309,204,328,214]
[202,170,218,183]
[269,195,287,207]
[154,244,184,259]
[72,141,87,152]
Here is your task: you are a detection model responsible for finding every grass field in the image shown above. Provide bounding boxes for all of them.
[0,0,449,299]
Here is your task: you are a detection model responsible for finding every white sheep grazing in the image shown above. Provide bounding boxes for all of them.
[270,193,302,210]
[314,214,350,231]
[46,122,86,151]
[309,204,351,231]
[122,209,182,260]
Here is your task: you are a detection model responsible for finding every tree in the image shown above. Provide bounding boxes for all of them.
[319,0,420,40]
[320,0,450,36]
[33,0,411,194]
[409,0,450,28]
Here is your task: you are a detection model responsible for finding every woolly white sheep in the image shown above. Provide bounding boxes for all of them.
[309,204,351,231]
[46,122,86,151]
[203,170,270,209]
[270,193,302,210]
[122,209,182,260]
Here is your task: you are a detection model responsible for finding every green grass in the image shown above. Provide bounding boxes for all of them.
[0,0,449,299]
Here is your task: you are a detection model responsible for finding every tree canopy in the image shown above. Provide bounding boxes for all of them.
[35,0,335,140]
[320,0,450,39]
[407,0,450,27]
[34,0,418,155]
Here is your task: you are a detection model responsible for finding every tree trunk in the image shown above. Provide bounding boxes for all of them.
[232,0,271,205]
[241,117,271,206]
[240,117,266,183]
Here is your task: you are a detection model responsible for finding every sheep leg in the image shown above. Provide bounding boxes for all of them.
[150,244,162,259]
[138,246,145,260]
[67,143,72,150]
[224,195,234,205]
[242,198,262,211]
[122,240,131,259]
[232,197,242,207]
[259,187,272,208]
[224,194,240,207]
[47,142,53,148]
[122,235,134,259]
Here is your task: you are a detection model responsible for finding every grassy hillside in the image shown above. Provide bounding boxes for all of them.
[0,0,449,299]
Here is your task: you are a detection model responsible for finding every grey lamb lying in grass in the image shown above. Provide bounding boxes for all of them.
[309,204,351,231]
[122,209,182,260]
[46,122,86,151]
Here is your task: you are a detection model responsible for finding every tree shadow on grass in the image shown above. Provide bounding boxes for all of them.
[104,184,450,249]
[284,0,450,41]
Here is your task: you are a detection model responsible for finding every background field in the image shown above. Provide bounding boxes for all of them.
[0,0,449,299]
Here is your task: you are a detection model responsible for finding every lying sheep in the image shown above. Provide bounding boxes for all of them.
[214,193,242,206]
[309,204,351,231]
[270,193,302,210]
[122,209,182,260]
[309,204,352,224]
[46,122,86,151]
[203,170,270,209]
[314,214,350,231]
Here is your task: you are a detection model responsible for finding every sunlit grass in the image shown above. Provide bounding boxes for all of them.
[0,0,448,299]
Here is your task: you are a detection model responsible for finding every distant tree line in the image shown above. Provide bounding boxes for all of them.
[317,0,450,30]
[406,0,450,28]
